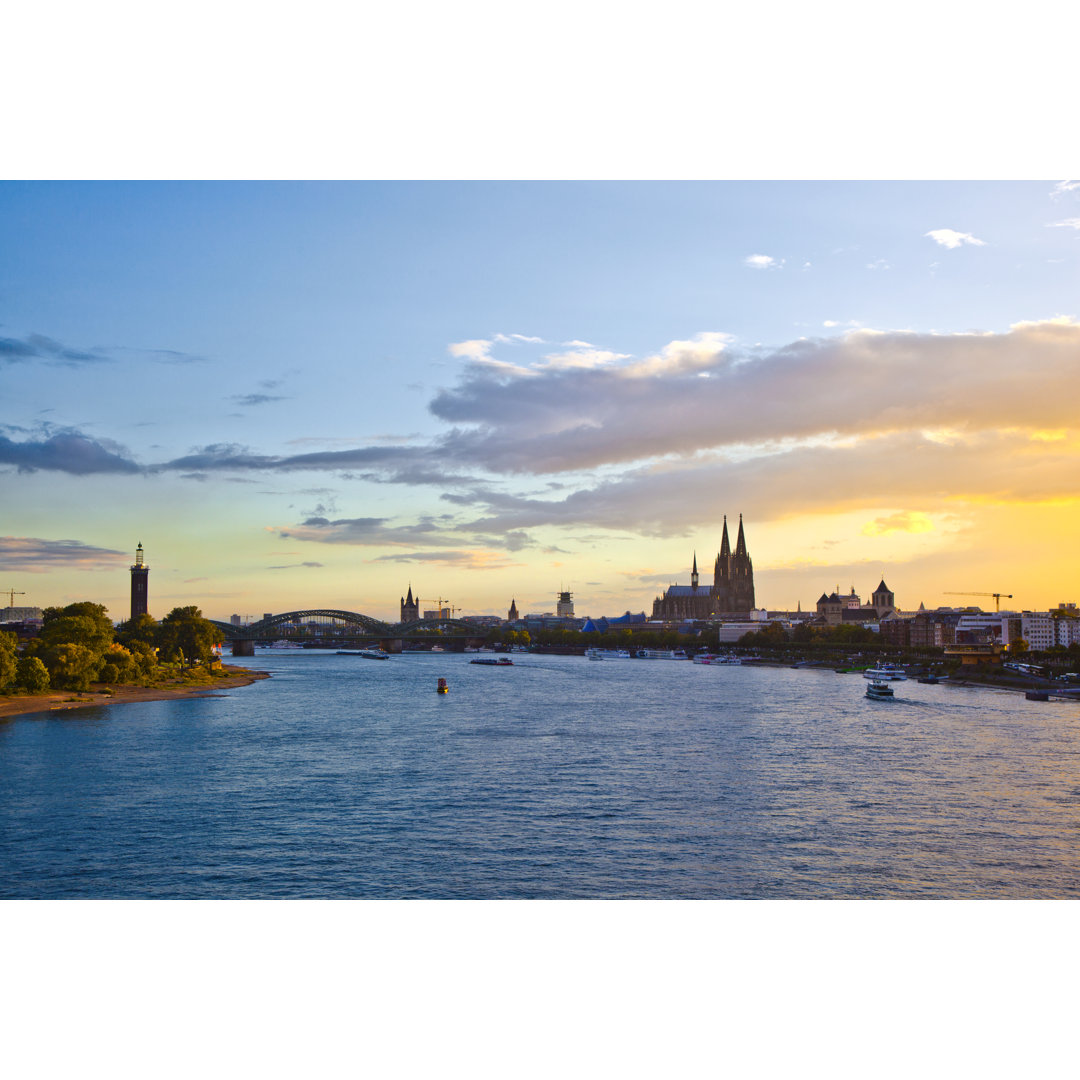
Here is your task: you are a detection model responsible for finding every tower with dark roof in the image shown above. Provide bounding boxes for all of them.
[130,542,149,619]
[872,579,895,617]
[400,585,419,622]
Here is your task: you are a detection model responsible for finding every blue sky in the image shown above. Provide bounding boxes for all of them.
[3,180,1079,620]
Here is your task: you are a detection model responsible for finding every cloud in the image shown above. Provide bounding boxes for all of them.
[0,537,126,572]
[539,347,631,370]
[418,319,1080,477]
[368,550,523,569]
[0,334,106,365]
[445,425,1080,540]
[866,259,890,270]
[0,430,142,474]
[448,339,495,362]
[744,254,782,269]
[493,333,545,344]
[1047,218,1080,230]
[925,229,986,249]
[231,393,287,407]
[862,511,935,537]
[1051,181,1080,198]
[267,561,325,569]
[276,515,468,548]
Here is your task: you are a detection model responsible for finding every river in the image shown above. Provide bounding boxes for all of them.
[2,650,1079,898]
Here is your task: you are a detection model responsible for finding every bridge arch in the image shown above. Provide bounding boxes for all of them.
[211,609,392,640]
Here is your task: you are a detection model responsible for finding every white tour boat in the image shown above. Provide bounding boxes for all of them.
[863,664,907,681]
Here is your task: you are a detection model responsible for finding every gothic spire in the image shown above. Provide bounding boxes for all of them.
[720,516,731,558]
[735,514,747,559]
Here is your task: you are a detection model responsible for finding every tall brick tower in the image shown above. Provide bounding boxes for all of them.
[130,542,149,619]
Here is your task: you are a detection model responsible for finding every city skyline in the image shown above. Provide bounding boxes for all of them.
[3,181,1079,623]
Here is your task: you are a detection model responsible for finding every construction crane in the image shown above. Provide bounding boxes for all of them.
[435,598,457,618]
[5,588,25,608]
[945,592,1013,612]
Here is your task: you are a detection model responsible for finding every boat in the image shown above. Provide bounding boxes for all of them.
[863,664,907,681]
[267,640,302,649]
[866,679,894,700]
[917,674,945,684]
[338,648,389,659]
[639,649,681,659]
[585,648,606,661]
[437,677,448,693]
[470,656,513,666]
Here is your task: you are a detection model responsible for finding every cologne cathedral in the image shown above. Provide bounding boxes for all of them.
[652,515,756,620]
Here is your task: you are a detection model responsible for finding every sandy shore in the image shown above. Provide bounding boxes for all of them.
[0,665,271,720]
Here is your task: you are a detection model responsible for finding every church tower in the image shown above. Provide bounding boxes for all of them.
[400,585,419,622]
[729,515,756,612]
[691,552,699,591]
[714,516,731,593]
[872,578,895,617]
[130,542,149,619]
[508,598,519,622]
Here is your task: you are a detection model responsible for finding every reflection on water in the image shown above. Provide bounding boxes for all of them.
[2,652,1079,898]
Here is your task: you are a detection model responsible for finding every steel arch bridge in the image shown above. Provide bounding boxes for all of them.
[211,610,485,642]
[211,609,392,641]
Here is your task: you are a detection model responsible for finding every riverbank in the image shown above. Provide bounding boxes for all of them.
[0,665,270,720]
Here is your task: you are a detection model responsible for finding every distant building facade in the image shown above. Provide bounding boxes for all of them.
[1,606,42,623]
[556,591,574,617]
[652,516,755,621]
[816,578,896,626]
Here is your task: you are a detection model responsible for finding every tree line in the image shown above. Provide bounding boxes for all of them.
[0,603,225,695]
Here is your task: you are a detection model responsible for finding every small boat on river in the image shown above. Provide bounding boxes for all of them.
[866,679,894,701]
[337,649,390,660]
[863,664,907,681]
[470,656,513,666]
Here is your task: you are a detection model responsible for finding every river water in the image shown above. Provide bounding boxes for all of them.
[2,650,1080,898]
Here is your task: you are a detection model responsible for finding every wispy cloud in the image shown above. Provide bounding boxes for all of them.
[0,536,126,572]
[368,550,523,570]
[231,393,288,407]
[267,561,325,569]
[0,430,141,474]
[925,229,986,249]
[1047,218,1080,230]
[1051,181,1080,199]
[0,334,106,365]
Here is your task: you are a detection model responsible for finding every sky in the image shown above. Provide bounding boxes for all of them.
[2,179,1079,622]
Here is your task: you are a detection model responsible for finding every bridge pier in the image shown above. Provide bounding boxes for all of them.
[380,639,403,654]
[232,639,255,657]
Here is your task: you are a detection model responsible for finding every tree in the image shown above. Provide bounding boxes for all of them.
[156,606,224,669]
[16,655,50,693]
[116,613,158,649]
[40,602,115,653]
[42,643,101,691]
[0,631,17,691]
